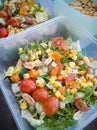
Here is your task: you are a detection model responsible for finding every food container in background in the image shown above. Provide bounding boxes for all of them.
[0,0,53,41]
[0,16,97,130]
[54,0,97,38]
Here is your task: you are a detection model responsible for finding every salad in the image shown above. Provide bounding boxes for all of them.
[0,0,50,38]
[5,36,97,130]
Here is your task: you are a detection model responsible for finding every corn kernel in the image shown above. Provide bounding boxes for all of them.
[86,74,94,80]
[39,7,44,12]
[13,69,19,74]
[50,76,57,84]
[68,54,73,58]
[69,62,75,68]
[93,91,97,96]
[59,95,65,101]
[18,48,23,53]
[79,70,85,75]
[37,69,43,75]
[29,11,33,15]
[78,60,84,66]
[20,102,28,109]
[55,91,61,98]
[70,88,77,94]
[23,73,30,79]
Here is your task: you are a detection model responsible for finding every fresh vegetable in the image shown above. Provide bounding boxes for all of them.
[5,36,97,130]
[32,88,49,102]
[43,96,60,116]
[0,0,50,39]
[74,98,89,112]
[20,79,36,94]
[0,28,8,38]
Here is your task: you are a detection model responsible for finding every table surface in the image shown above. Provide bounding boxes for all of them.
[0,90,97,130]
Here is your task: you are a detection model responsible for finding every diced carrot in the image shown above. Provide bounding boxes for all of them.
[88,56,94,62]
[51,67,59,76]
[19,8,28,16]
[52,52,62,61]
[58,87,65,96]
[21,2,29,8]
[30,69,38,78]
[65,81,76,89]
[29,0,34,4]
[10,75,20,83]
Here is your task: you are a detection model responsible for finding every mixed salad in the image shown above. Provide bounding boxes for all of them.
[0,0,50,38]
[5,36,97,130]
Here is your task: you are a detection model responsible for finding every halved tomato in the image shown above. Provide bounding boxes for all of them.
[0,28,9,38]
[7,18,20,27]
[52,36,68,51]
[20,79,36,94]
[43,96,60,116]
[74,98,89,112]
[32,88,49,102]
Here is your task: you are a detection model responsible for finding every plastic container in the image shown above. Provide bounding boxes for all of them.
[0,0,54,43]
[0,16,97,130]
[54,0,97,38]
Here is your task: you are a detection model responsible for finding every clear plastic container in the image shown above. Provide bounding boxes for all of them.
[0,16,97,130]
[0,0,54,43]
[54,0,97,38]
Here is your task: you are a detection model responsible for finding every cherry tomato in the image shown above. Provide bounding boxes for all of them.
[52,36,68,51]
[7,18,20,27]
[0,28,9,38]
[32,88,49,102]
[52,36,64,48]
[43,96,60,116]
[20,79,36,94]
[74,98,89,112]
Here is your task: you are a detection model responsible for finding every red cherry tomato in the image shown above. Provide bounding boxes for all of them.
[0,28,9,38]
[52,36,64,48]
[7,18,20,27]
[32,88,49,102]
[74,98,89,112]
[52,36,68,51]
[43,96,60,116]
[20,79,36,94]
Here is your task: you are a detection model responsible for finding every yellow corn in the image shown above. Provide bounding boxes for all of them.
[29,11,33,15]
[55,91,61,98]
[37,69,42,75]
[20,102,28,109]
[79,70,85,75]
[59,95,65,101]
[50,76,57,84]
[18,48,23,53]
[23,73,30,79]
[70,88,77,94]
[39,7,44,12]
[86,74,94,80]
[13,69,19,75]
[93,91,97,96]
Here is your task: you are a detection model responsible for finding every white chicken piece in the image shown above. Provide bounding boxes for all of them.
[24,59,42,69]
